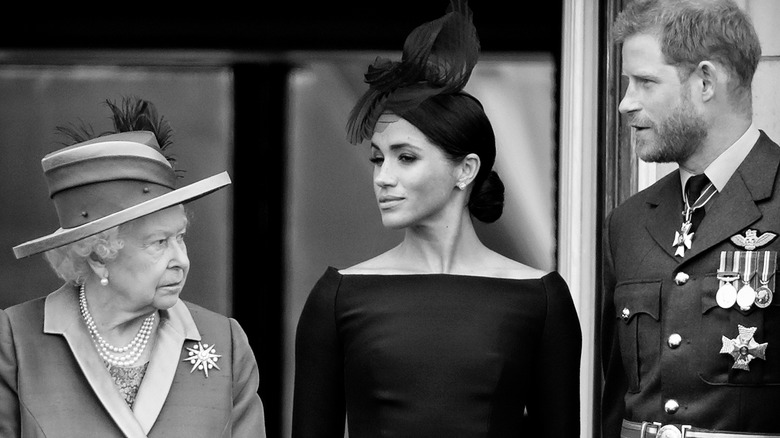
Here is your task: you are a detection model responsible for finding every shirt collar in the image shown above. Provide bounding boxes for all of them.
[680,123,759,195]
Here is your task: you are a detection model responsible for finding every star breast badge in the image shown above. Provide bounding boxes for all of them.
[183,341,222,377]
[720,325,767,371]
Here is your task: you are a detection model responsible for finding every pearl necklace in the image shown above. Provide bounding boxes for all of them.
[79,284,155,367]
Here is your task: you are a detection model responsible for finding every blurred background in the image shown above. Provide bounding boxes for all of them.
[1,2,777,438]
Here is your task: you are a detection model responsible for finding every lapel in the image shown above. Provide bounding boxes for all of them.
[681,132,780,264]
[645,132,780,266]
[132,300,201,435]
[44,287,202,438]
[44,286,148,438]
[645,170,685,260]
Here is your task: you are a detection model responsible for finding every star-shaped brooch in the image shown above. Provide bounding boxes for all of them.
[720,325,768,371]
[183,341,222,377]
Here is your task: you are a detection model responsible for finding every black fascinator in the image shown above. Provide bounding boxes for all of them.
[345,0,480,144]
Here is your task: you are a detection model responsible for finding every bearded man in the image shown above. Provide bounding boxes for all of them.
[600,0,780,437]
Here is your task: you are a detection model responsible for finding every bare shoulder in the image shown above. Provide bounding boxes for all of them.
[481,253,548,280]
[339,251,403,275]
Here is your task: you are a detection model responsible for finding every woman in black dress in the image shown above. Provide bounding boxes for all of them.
[292,1,581,436]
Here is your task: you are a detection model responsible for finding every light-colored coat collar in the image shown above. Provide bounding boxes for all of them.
[43,284,201,437]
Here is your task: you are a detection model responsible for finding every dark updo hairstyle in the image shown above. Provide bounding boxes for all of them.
[402,92,504,223]
[345,0,503,222]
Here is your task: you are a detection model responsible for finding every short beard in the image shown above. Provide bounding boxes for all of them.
[636,94,708,164]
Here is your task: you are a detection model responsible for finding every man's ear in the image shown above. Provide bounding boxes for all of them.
[694,60,722,103]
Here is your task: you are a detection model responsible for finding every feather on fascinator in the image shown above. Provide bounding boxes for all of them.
[346,0,480,144]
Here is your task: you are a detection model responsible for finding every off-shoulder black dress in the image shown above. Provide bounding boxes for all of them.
[292,266,581,438]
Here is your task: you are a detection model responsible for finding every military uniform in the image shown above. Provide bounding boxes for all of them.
[601,129,780,437]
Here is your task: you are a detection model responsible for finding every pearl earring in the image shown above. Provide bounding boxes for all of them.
[100,275,109,286]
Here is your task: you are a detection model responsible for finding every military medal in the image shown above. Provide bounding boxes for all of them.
[717,282,738,309]
[716,251,739,309]
[673,221,694,257]
[720,324,767,371]
[736,251,758,311]
[755,250,776,308]
[672,180,716,257]
[716,232,777,311]
[756,284,773,308]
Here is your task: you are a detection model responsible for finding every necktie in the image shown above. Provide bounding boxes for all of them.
[674,173,716,257]
[685,173,711,233]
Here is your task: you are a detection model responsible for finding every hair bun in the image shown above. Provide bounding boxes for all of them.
[468,170,504,223]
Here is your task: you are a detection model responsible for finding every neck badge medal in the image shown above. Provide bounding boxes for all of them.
[673,181,716,257]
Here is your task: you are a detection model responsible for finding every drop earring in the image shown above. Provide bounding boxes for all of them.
[100,274,109,286]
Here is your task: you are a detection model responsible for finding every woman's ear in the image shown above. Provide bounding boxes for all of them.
[86,253,108,281]
[456,153,481,189]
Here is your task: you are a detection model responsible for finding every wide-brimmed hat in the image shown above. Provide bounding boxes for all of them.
[12,130,230,259]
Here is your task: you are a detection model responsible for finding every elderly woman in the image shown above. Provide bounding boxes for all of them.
[0,98,266,437]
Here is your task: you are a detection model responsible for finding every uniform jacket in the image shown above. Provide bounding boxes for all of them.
[601,131,780,436]
[0,283,266,438]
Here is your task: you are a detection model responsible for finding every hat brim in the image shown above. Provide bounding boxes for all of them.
[13,171,231,259]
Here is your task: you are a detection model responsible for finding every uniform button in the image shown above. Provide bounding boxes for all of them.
[668,333,682,348]
[621,307,630,321]
[664,399,679,414]
[674,272,689,285]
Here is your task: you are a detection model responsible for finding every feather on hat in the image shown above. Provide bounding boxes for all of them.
[13,97,230,259]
